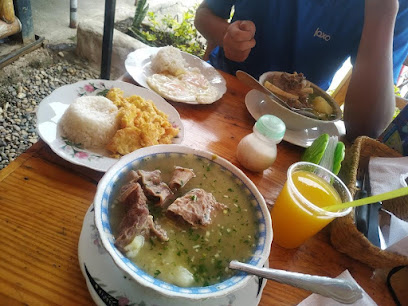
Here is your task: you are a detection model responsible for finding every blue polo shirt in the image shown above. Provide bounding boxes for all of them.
[205,0,408,90]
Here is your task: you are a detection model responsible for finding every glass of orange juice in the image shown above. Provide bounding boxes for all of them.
[271,162,352,249]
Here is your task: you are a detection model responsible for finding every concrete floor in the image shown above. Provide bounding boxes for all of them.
[31,0,135,45]
[31,0,201,45]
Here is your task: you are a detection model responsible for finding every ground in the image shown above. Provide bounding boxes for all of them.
[0,47,99,169]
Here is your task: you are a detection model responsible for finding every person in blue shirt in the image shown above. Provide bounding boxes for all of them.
[194,0,408,141]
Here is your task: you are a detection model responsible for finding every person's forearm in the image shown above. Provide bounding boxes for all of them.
[344,0,398,141]
[194,3,230,47]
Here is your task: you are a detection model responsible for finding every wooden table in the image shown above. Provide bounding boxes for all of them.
[0,71,397,305]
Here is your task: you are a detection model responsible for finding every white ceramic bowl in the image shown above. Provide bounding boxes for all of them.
[258,71,342,131]
[94,144,273,301]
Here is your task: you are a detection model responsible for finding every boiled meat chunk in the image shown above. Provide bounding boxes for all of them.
[115,181,168,251]
[167,188,226,226]
[168,166,196,191]
[137,170,173,206]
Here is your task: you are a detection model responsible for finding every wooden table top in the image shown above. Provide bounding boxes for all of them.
[0,71,398,305]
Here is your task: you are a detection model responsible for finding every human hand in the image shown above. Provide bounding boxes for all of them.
[223,20,256,62]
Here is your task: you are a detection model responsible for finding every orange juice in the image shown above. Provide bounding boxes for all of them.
[271,169,343,249]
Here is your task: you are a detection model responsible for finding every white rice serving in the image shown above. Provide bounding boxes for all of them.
[151,46,187,76]
[59,95,119,149]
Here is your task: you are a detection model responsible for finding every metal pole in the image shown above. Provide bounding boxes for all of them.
[70,0,78,29]
[13,0,35,44]
[100,0,116,80]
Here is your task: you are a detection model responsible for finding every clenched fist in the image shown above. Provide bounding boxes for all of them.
[223,20,256,62]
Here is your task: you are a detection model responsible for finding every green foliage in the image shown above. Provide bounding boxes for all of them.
[132,0,149,29]
[393,107,401,119]
[129,5,205,58]
[393,86,402,119]
[394,85,401,97]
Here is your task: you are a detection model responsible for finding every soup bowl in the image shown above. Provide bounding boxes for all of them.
[94,144,273,302]
[258,71,342,131]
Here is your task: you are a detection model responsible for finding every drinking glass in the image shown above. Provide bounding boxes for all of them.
[271,162,352,249]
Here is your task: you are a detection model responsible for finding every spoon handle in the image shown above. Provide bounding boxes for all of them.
[229,261,362,304]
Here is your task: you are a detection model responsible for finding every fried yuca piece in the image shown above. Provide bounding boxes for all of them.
[105,88,179,157]
[264,80,299,100]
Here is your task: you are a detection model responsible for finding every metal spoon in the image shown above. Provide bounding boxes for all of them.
[235,70,319,119]
[229,261,363,304]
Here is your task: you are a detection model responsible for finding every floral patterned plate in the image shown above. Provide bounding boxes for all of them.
[78,203,267,306]
[36,80,184,172]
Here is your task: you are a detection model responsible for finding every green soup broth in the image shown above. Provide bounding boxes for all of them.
[110,153,260,287]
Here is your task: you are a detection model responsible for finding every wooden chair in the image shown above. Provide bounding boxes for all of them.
[331,67,352,107]
[396,96,408,109]
[330,68,408,110]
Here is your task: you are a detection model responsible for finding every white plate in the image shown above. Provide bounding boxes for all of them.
[78,203,268,306]
[245,89,345,148]
[125,47,227,104]
[36,80,184,172]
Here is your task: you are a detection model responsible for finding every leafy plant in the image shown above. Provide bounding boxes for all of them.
[132,0,149,29]
[127,0,151,45]
[393,107,401,119]
[129,5,205,58]
[394,85,401,97]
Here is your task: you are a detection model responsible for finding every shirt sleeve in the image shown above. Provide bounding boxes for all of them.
[204,0,235,20]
